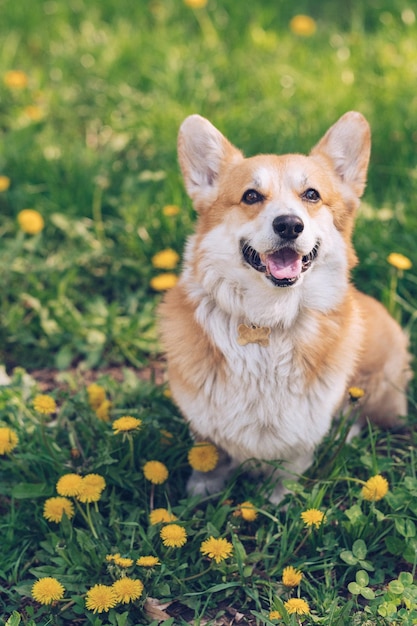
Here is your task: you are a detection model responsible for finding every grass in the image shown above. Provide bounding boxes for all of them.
[1,0,417,623]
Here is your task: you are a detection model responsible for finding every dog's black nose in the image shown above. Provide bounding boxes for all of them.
[272,215,304,239]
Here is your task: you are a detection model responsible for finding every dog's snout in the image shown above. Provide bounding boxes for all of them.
[272,214,304,239]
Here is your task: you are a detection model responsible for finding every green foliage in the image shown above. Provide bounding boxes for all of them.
[0,0,417,367]
[1,368,417,625]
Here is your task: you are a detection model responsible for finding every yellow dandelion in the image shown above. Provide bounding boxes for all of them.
[160,524,187,548]
[33,394,56,415]
[361,474,389,501]
[284,598,310,615]
[76,473,106,503]
[24,105,44,122]
[238,501,258,522]
[143,460,169,484]
[43,497,74,523]
[136,555,161,567]
[0,427,18,455]
[112,415,142,434]
[87,383,107,410]
[162,204,180,217]
[149,508,177,525]
[269,610,282,620]
[183,0,207,7]
[200,536,233,563]
[387,252,412,271]
[95,399,111,422]
[348,386,365,402]
[112,577,144,604]
[4,70,28,89]
[17,209,45,235]
[289,15,317,36]
[32,577,65,605]
[152,248,180,270]
[282,565,303,587]
[0,176,11,192]
[301,508,326,529]
[106,553,118,562]
[56,473,83,497]
[188,441,219,472]
[85,584,117,613]
[113,555,134,568]
[150,273,178,291]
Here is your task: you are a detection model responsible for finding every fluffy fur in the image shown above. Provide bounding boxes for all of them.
[159,112,411,503]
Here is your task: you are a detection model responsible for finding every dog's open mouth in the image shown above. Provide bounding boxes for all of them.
[240,240,320,287]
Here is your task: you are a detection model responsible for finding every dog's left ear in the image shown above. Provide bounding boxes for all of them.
[178,115,243,209]
[310,111,371,197]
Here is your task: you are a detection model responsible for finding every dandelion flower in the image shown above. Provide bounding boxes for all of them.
[143,460,169,484]
[387,252,412,271]
[43,497,74,523]
[85,584,117,613]
[32,577,65,604]
[269,610,282,620]
[184,0,207,7]
[284,598,310,615]
[0,427,18,455]
[112,415,142,434]
[33,394,56,415]
[200,536,233,563]
[361,474,389,501]
[18,209,45,235]
[112,577,144,604]
[150,273,178,291]
[4,70,28,89]
[0,176,11,192]
[77,473,106,503]
[149,508,177,525]
[113,555,134,568]
[137,555,161,567]
[282,565,303,587]
[238,501,258,522]
[348,386,365,402]
[160,524,187,548]
[24,105,44,122]
[95,400,112,422]
[87,383,106,410]
[188,441,219,472]
[289,15,317,36]
[301,508,326,528]
[152,248,180,270]
[162,204,180,217]
[56,473,83,497]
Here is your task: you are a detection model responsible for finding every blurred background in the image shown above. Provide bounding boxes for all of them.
[0,0,416,372]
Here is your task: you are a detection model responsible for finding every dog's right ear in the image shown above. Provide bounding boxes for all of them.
[178,115,243,209]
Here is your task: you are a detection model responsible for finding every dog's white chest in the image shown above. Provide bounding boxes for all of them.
[178,311,346,465]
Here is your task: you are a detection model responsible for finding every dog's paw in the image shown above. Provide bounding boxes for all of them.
[268,484,289,506]
[186,469,226,497]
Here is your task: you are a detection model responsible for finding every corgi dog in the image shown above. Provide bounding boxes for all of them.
[159,112,411,503]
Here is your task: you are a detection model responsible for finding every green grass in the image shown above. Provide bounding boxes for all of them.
[1,0,417,623]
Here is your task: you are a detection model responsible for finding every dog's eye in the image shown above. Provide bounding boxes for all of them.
[242,189,264,205]
[302,188,321,203]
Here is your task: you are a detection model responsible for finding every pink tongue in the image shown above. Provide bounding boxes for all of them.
[265,248,302,280]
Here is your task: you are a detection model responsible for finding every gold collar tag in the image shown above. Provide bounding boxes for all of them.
[237,324,271,347]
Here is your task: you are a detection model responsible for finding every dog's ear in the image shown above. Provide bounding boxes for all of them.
[310,111,371,197]
[178,115,243,208]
